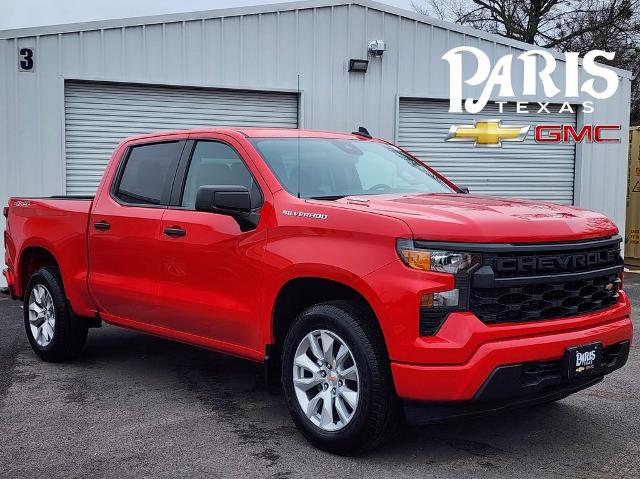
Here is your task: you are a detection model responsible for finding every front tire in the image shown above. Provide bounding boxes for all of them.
[281,301,400,455]
[24,267,88,362]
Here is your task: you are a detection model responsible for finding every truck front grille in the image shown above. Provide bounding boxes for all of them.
[466,236,623,325]
[469,273,620,324]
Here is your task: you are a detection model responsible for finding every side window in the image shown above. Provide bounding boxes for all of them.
[116,141,182,206]
[181,141,263,209]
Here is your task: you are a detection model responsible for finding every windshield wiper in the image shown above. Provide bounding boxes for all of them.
[308,195,347,201]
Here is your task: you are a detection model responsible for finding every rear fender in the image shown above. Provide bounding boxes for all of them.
[16,239,95,317]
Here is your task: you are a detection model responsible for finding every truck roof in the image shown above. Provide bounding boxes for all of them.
[122,127,375,142]
[236,128,373,139]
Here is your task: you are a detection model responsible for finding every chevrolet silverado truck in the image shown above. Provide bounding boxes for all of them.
[2,127,632,455]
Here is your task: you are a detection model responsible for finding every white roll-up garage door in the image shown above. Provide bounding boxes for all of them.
[64,81,299,195]
[398,99,576,204]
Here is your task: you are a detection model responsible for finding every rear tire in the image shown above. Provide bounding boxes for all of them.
[281,300,400,455]
[23,267,88,362]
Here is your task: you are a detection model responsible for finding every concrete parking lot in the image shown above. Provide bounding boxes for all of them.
[1,276,639,479]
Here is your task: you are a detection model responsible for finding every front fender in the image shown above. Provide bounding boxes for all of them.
[259,194,414,350]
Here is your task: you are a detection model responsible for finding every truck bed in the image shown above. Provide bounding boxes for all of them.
[4,196,94,314]
[12,195,94,201]
[48,195,95,201]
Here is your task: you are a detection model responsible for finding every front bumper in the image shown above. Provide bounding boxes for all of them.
[403,340,630,424]
[391,309,632,402]
[359,240,633,419]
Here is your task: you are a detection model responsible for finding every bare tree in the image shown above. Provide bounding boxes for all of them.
[412,0,640,123]
[411,0,474,23]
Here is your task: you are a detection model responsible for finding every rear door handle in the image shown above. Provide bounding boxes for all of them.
[164,226,186,237]
[94,221,111,231]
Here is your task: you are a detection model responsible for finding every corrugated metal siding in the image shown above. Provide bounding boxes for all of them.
[398,99,576,204]
[64,81,298,194]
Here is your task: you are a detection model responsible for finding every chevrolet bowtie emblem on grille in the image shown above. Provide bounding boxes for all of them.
[445,120,530,147]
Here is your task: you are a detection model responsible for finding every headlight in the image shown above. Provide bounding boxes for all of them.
[396,239,480,274]
[398,239,481,336]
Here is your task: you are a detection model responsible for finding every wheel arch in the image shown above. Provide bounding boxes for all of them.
[265,275,387,389]
[18,245,61,297]
[272,277,378,344]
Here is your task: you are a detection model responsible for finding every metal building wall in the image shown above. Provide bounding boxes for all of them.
[63,82,299,194]
[0,0,632,286]
[397,99,578,203]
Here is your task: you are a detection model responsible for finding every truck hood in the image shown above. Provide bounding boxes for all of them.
[334,193,618,243]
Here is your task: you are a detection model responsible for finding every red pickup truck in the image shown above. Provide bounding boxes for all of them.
[2,128,632,454]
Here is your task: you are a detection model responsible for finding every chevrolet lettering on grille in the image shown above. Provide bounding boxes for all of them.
[494,249,621,275]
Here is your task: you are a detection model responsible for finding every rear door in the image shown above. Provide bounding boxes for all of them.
[156,135,268,353]
[88,140,185,324]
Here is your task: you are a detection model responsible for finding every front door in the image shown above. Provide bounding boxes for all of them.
[157,137,267,353]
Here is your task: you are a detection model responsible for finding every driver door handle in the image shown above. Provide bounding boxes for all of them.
[93,221,111,231]
[164,226,186,238]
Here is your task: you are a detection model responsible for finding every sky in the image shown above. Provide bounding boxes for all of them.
[1,0,417,30]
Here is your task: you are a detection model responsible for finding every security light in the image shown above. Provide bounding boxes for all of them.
[348,59,369,73]
[368,40,386,56]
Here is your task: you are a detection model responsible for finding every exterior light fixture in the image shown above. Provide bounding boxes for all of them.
[368,40,386,57]
[348,59,369,73]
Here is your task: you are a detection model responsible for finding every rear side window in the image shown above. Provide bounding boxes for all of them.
[115,141,182,206]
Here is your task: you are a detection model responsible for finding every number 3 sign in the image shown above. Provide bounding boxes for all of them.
[18,47,35,72]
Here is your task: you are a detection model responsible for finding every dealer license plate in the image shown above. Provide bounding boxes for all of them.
[567,342,602,378]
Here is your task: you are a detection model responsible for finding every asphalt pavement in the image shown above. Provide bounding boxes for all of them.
[1,275,639,478]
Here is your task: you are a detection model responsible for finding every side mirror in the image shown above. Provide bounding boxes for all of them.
[458,185,470,194]
[195,185,259,231]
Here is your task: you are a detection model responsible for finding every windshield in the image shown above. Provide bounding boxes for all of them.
[250,138,454,199]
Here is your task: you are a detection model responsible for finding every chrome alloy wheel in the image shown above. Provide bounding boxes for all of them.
[28,284,56,347]
[292,329,360,431]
